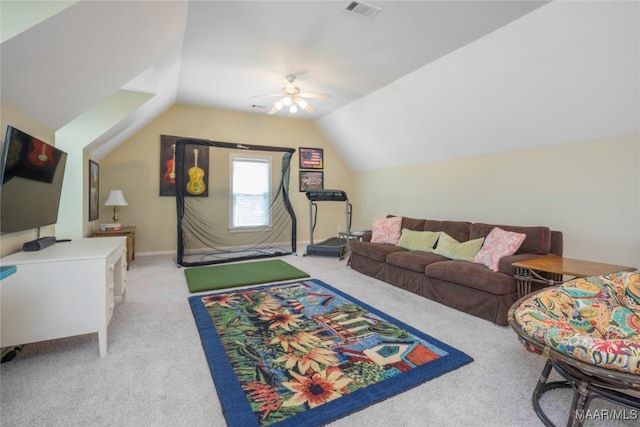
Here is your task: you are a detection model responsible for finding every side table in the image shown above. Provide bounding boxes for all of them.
[92,226,136,270]
[338,230,369,254]
[512,256,635,298]
[338,230,368,243]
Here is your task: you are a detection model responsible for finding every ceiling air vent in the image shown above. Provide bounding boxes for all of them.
[342,1,381,20]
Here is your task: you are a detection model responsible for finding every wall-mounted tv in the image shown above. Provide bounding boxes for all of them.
[0,125,67,234]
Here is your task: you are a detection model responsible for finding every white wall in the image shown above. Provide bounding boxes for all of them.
[352,134,640,269]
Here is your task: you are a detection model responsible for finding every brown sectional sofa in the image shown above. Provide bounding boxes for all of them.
[347,216,563,326]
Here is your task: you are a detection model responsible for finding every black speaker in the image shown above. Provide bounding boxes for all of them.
[23,236,57,252]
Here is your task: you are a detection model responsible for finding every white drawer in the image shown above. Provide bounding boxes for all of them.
[106,263,115,299]
[106,297,115,325]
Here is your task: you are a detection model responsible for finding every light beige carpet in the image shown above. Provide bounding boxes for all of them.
[1,253,636,426]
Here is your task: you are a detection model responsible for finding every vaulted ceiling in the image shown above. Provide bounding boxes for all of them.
[1,1,638,170]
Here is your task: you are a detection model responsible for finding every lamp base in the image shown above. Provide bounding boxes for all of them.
[112,206,119,223]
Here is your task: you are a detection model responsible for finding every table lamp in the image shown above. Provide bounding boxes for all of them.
[104,190,128,223]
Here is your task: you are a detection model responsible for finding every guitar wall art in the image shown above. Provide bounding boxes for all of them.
[159,135,209,197]
[3,134,62,184]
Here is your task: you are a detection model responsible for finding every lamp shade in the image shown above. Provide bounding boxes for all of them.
[104,190,128,206]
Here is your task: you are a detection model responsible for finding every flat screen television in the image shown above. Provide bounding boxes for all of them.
[0,125,67,234]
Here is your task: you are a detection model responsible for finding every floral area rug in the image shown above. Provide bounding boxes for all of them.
[189,279,473,427]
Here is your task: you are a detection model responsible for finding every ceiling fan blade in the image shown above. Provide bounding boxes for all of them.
[268,105,279,114]
[250,93,284,98]
[298,100,314,113]
[299,92,331,99]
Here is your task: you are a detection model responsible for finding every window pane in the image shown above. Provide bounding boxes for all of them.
[232,158,270,228]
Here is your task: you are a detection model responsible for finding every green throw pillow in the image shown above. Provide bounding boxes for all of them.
[434,232,484,261]
[396,229,440,252]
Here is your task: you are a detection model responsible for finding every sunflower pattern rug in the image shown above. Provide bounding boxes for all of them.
[189,279,473,427]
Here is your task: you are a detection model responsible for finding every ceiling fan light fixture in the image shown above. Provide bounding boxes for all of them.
[254,74,330,115]
[295,97,308,109]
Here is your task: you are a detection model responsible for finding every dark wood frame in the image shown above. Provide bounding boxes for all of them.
[299,147,323,169]
[88,160,99,221]
[299,170,324,192]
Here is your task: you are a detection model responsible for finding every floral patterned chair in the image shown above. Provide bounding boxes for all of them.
[509,270,640,426]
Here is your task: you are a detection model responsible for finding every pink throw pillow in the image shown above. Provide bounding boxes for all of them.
[370,217,403,244]
[473,227,526,272]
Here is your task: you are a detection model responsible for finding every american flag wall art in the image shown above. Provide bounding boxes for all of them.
[299,147,323,169]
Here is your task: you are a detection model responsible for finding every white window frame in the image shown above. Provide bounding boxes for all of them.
[229,153,272,231]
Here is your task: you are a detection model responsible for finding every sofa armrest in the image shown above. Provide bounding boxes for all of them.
[550,230,563,257]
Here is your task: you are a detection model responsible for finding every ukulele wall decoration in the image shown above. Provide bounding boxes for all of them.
[186,148,205,195]
[164,144,176,184]
[159,135,209,197]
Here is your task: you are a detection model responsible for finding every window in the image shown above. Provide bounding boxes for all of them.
[230,155,271,229]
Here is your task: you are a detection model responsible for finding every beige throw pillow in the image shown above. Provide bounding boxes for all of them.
[434,232,484,261]
[396,229,440,252]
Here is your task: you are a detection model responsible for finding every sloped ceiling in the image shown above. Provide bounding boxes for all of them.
[317,0,640,170]
[1,1,638,170]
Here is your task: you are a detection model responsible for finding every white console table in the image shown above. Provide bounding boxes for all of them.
[0,237,127,357]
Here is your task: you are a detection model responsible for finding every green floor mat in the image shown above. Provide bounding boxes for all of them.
[184,259,310,293]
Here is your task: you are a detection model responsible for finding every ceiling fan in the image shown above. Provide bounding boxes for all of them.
[252,75,331,115]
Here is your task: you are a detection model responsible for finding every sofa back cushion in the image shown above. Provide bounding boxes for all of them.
[424,220,471,243]
[387,216,470,242]
[386,215,426,231]
[469,223,551,255]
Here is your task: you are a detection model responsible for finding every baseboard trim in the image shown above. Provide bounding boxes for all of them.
[137,241,315,258]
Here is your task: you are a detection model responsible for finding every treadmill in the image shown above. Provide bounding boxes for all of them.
[304,189,352,259]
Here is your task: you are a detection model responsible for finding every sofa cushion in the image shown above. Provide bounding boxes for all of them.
[371,216,403,244]
[425,260,516,295]
[401,216,427,231]
[349,241,406,263]
[386,251,448,273]
[424,220,470,243]
[386,215,425,231]
[469,223,551,255]
[473,227,526,272]
[433,232,484,261]
[396,229,440,252]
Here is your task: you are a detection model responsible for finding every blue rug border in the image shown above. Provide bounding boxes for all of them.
[189,278,474,427]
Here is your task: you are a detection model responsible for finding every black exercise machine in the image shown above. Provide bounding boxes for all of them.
[304,190,352,259]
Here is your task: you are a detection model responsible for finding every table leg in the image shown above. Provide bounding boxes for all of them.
[515,267,532,299]
[515,268,567,299]
[99,330,107,357]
